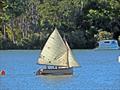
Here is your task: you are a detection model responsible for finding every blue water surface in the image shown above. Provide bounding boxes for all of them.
[0,50,120,90]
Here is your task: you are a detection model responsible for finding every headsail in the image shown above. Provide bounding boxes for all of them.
[38,28,68,67]
[64,40,80,67]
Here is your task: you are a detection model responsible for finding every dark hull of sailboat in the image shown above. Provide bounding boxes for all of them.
[36,68,73,75]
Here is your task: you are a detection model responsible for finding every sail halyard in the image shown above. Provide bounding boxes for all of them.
[38,28,68,66]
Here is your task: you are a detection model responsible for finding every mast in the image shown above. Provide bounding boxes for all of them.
[63,34,80,68]
[63,35,69,68]
[66,45,69,68]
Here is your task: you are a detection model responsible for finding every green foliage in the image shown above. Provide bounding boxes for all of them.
[0,31,3,49]
[6,0,29,17]
[6,26,13,41]
[95,30,113,41]
[0,0,120,49]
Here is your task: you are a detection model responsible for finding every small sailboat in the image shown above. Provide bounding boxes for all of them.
[36,28,79,75]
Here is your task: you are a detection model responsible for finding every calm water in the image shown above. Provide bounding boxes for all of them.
[0,50,120,90]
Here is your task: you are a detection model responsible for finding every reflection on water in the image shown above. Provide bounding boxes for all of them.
[0,50,120,90]
[38,75,72,80]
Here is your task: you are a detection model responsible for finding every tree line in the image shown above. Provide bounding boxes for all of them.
[0,0,120,49]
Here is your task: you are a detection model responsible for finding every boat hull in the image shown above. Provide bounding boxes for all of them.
[96,40,120,50]
[36,68,73,75]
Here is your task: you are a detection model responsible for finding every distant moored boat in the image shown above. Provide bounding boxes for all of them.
[96,40,120,50]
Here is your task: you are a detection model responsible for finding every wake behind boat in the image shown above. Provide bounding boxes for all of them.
[36,28,79,75]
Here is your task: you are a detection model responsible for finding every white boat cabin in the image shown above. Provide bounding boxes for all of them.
[97,40,120,49]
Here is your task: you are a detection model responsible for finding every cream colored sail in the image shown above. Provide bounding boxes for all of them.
[65,40,80,67]
[38,28,68,67]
